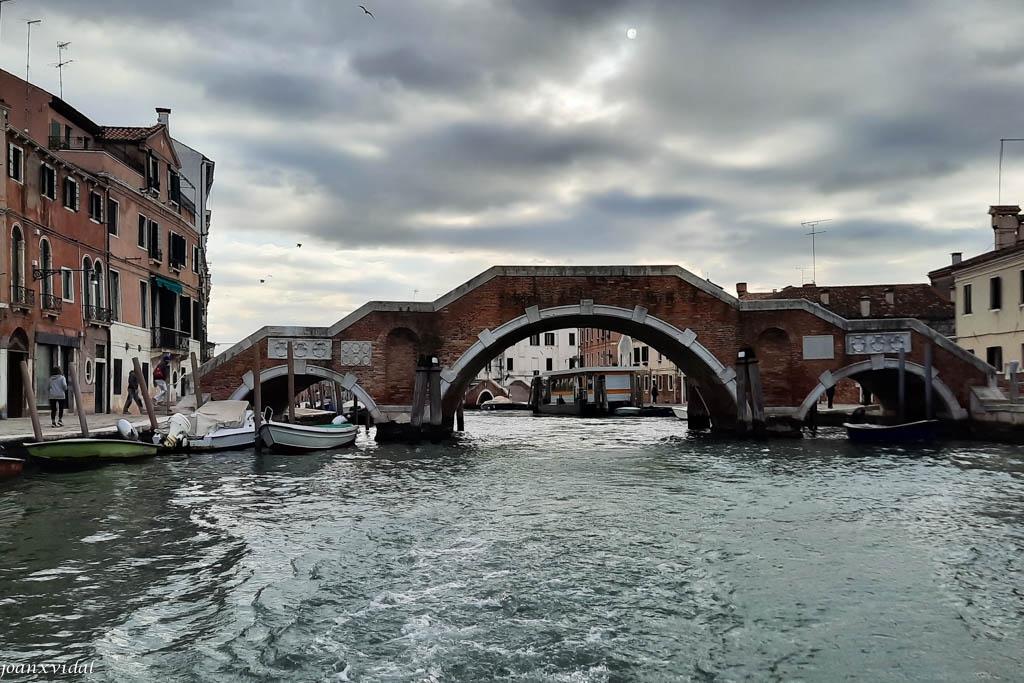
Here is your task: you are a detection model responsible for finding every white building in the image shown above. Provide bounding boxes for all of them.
[476,328,578,402]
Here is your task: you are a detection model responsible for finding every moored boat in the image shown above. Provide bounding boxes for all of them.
[25,438,159,464]
[843,419,938,443]
[671,406,688,420]
[156,400,255,451]
[614,406,642,416]
[259,419,358,453]
[0,456,26,479]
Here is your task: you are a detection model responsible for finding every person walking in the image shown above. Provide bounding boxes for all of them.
[123,369,143,414]
[48,366,68,427]
[153,354,170,403]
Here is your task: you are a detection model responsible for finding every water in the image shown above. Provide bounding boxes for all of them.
[1,413,1022,682]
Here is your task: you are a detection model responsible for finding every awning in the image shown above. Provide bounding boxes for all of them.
[153,275,183,294]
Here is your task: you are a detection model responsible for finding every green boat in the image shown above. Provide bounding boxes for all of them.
[25,438,160,464]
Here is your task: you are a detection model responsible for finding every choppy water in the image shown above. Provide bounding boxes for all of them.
[1,413,1023,682]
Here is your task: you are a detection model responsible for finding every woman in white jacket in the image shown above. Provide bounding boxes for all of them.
[48,367,68,427]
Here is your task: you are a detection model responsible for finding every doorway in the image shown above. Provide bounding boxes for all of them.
[6,329,30,418]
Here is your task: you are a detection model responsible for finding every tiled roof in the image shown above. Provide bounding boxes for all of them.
[928,241,1024,280]
[742,283,953,321]
[99,124,162,142]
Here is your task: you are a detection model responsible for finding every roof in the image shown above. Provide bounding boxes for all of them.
[99,124,163,142]
[928,241,1024,280]
[740,283,953,321]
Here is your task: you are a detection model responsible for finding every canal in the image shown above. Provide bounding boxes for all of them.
[1,413,1022,681]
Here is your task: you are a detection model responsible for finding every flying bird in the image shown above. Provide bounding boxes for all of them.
[297,243,302,248]
[358,5,374,18]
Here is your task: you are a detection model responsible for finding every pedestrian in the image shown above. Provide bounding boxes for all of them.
[651,381,659,405]
[123,369,143,414]
[153,354,170,403]
[825,385,836,409]
[48,366,67,427]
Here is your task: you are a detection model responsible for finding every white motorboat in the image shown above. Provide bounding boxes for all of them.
[259,418,358,453]
[671,406,688,420]
[156,400,256,451]
[613,406,642,416]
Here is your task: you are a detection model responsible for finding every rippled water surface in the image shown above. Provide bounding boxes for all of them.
[1,413,1023,682]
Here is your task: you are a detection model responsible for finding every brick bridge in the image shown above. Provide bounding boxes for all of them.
[200,266,993,432]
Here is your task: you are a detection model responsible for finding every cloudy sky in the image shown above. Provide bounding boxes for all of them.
[3,0,1022,347]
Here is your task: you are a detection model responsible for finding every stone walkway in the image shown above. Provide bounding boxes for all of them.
[0,412,169,444]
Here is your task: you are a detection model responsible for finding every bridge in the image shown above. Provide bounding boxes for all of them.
[200,266,993,436]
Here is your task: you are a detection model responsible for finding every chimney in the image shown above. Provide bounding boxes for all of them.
[736,282,747,298]
[951,252,962,265]
[819,289,830,306]
[859,296,871,317]
[989,205,1021,249]
[156,107,171,131]
[885,288,894,305]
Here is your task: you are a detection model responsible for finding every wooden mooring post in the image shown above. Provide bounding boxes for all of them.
[898,348,906,423]
[686,379,711,430]
[133,357,159,432]
[252,344,263,452]
[747,357,766,436]
[456,397,465,432]
[67,362,89,437]
[734,352,750,433]
[410,355,429,428]
[18,360,43,441]
[429,361,442,427]
[190,352,204,409]
[924,344,934,418]
[287,341,296,423]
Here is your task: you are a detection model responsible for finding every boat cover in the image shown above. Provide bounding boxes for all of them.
[191,400,250,435]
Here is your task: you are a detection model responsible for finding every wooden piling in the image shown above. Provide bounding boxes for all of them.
[687,382,711,431]
[19,360,43,441]
[747,357,765,435]
[133,357,158,431]
[429,363,442,427]
[734,354,750,431]
[334,382,343,415]
[67,362,89,437]
[190,352,203,409]
[898,348,906,423]
[411,359,428,428]
[924,344,934,419]
[252,343,263,451]
[287,341,295,423]
[456,397,465,432]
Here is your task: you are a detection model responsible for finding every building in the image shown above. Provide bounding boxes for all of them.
[474,329,578,403]
[1,68,209,418]
[578,328,625,368]
[622,338,685,404]
[928,205,1024,371]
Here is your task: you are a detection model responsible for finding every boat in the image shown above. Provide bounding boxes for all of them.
[530,367,639,416]
[25,438,159,464]
[843,419,938,443]
[259,417,358,453]
[0,456,26,479]
[614,406,642,416]
[480,396,531,411]
[671,406,688,420]
[157,400,256,451]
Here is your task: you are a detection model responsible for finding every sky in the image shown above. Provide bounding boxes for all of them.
[2,0,1022,348]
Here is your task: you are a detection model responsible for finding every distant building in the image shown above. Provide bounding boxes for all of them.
[474,328,578,403]
[928,205,1024,371]
[578,328,624,367]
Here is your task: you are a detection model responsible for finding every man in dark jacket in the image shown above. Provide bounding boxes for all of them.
[123,370,143,414]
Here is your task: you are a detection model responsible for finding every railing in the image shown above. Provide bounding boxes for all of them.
[201,343,217,363]
[49,135,146,176]
[149,246,163,262]
[84,305,112,324]
[12,286,35,308]
[153,327,191,352]
[41,293,62,314]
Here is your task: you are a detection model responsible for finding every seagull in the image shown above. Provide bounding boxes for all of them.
[297,243,302,248]
[358,5,374,18]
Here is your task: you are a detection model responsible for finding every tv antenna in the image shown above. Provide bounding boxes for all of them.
[998,138,1024,204]
[795,265,810,285]
[54,40,72,99]
[801,218,831,285]
[23,18,40,131]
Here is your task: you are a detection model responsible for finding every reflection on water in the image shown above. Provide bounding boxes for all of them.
[0,414,1022,681]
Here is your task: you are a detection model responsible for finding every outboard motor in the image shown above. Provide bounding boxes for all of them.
[116,419,140,442]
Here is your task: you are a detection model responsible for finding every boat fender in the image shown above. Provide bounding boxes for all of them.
[331,415,349,425]
[116,419,140,442]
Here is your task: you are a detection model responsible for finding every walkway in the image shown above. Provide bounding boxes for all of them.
[0,413,169,445]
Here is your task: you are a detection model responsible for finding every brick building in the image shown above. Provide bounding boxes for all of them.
[1,68,211,418]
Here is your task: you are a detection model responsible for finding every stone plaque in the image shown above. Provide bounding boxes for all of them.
[802,335,835,360]
[339,340,373,366]
[268,338,333,360]
[846,332,911,355]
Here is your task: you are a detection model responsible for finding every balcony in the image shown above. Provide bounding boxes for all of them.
[84,304,112,325]
[201,343,217,363]
[12,286,35,310]
[41,293,62,316]
[153,327,191,353]
[49,135,146,176]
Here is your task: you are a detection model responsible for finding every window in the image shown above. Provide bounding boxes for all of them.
[109,270,121,321]
[506,357,513,372]
[987,346,1003,372]
[62,177,79,211]
[633,347,641,365]
[568,332,576,346]
[168,169,181,204]
[107,198,119,236]
[61,267,74,302]
[88,191,103,222]
[179,295,192,335]
[546,358,553,371]
[529,334,540,346]
[544,332,556,346]
[963,283,972,315]
[40,239,53,299]
[658,375,664,390]
[147,154,160,191]
[641,347,649,363]
[148,220,161,260]
[39,164,56,199]
[140,280,149,327]
[991,276,1002,310]
[533,370,539,376]
[192,245,200,273]
[169,232,187,269]
[138,214,148,248]
[644,375,651,391]
[7,143,23,182]
[668,374,675,391]
[113,359,123,395]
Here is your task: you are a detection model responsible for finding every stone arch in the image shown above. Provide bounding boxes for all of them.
[82,255,94,309]
[439,303,739,425]
[477,390,494,405]
[755,327,794,407]
[794,358,966,421]
[384,327,420,405]
[92,260,105,307]
[227,363,383,421]
[10,224,25,290]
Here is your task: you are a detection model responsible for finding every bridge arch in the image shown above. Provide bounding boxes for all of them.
[228,363,383,421]
[794,358,967,421]
[439,303,740,425]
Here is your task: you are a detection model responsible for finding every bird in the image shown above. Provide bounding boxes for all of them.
[358,5,374,18]
[260,274,273,284]
[296,243,302,248]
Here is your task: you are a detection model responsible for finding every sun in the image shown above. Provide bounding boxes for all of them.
[626,27,637,40]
